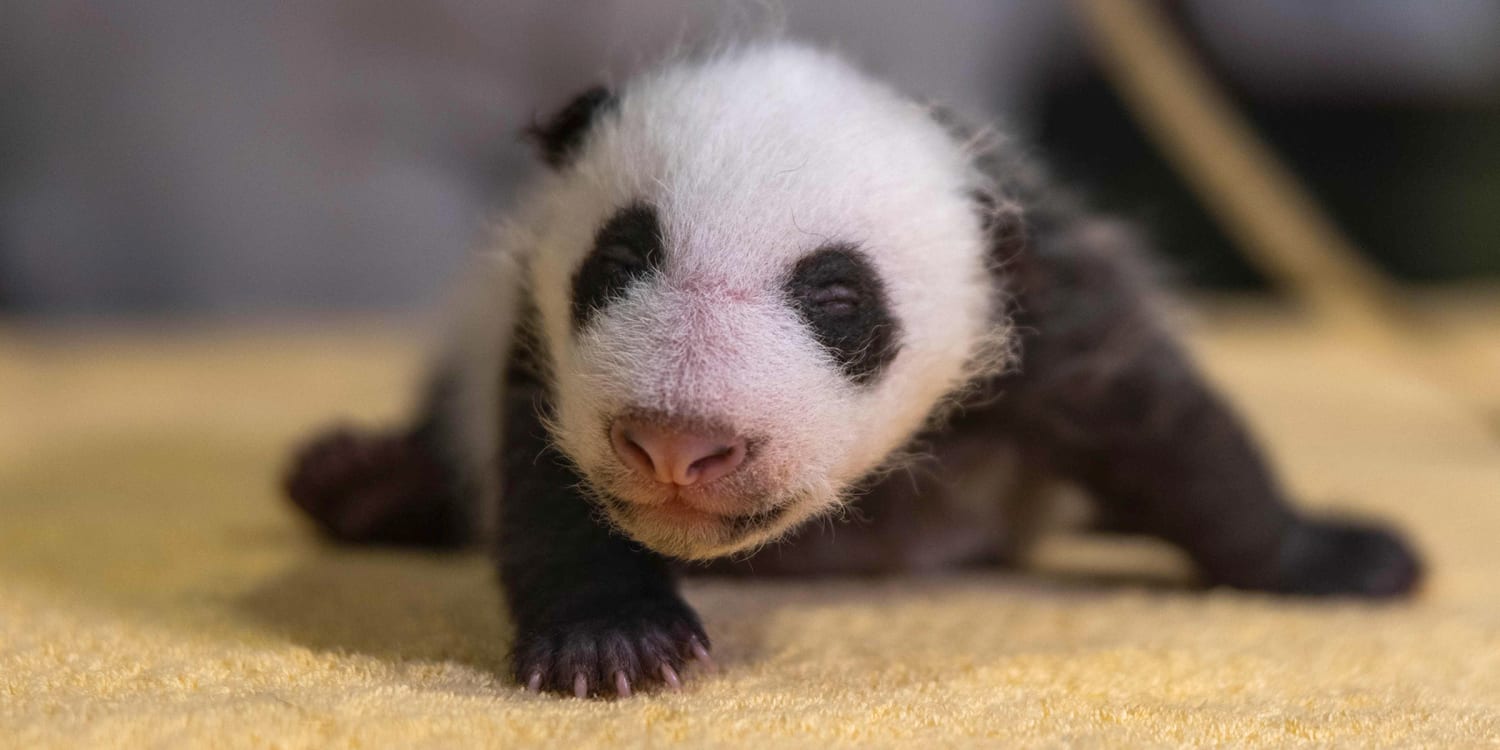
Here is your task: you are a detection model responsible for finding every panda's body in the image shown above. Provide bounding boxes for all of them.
[286,42,1422,698]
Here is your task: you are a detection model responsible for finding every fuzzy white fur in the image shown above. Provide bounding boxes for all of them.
[443,42,1010,559]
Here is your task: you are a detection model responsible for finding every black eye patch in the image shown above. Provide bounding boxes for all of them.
[571,203,665,331]
[785,244,901,385]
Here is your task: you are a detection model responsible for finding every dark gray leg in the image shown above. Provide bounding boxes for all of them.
[282,376,471,548]
[989,218,1421,596]
[496,344,710,698]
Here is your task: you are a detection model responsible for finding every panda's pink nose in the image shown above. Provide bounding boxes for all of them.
[610,418,747,487]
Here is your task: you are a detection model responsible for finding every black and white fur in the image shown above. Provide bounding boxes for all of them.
[285,43,1422,699]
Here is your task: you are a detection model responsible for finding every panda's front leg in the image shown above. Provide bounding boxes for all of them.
[497,384,711,698]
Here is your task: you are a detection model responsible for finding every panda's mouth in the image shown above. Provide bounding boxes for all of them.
[637,494,730,527]
[603,491,788,528]
[651,495,790,531]
[597,491,795,554]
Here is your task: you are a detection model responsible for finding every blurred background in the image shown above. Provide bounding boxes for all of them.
[1,0,1498,319]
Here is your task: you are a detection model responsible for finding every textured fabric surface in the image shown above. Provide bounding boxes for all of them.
[3,302,1499,748]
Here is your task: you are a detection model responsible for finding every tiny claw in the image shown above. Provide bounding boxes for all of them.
[690,637,715,672]
[614,671,632,698]
[660,663,682,692]
[573,672,588,698]
[526,672,542,693]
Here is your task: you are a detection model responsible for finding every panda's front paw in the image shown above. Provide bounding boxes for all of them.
[1276,519,1424,597]
[511,594,712,698]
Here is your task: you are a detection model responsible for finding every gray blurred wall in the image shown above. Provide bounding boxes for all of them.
[0,1,1494,317]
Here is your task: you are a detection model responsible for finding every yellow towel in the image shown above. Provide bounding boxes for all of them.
[4,301,1499,748]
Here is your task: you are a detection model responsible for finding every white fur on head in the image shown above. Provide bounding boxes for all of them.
[487,42,1009,559]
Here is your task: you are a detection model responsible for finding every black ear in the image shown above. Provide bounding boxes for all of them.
[524,86,617,169]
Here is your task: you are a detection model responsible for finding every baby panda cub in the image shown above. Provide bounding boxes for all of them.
[285,42,1422,698]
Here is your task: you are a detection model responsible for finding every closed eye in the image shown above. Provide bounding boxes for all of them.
[598,243,645,271]
[807,283,860,315]
[784,243,901,385]
[570,203,665,330]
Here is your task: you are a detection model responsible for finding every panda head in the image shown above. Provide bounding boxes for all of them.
[516,44,1011,560]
